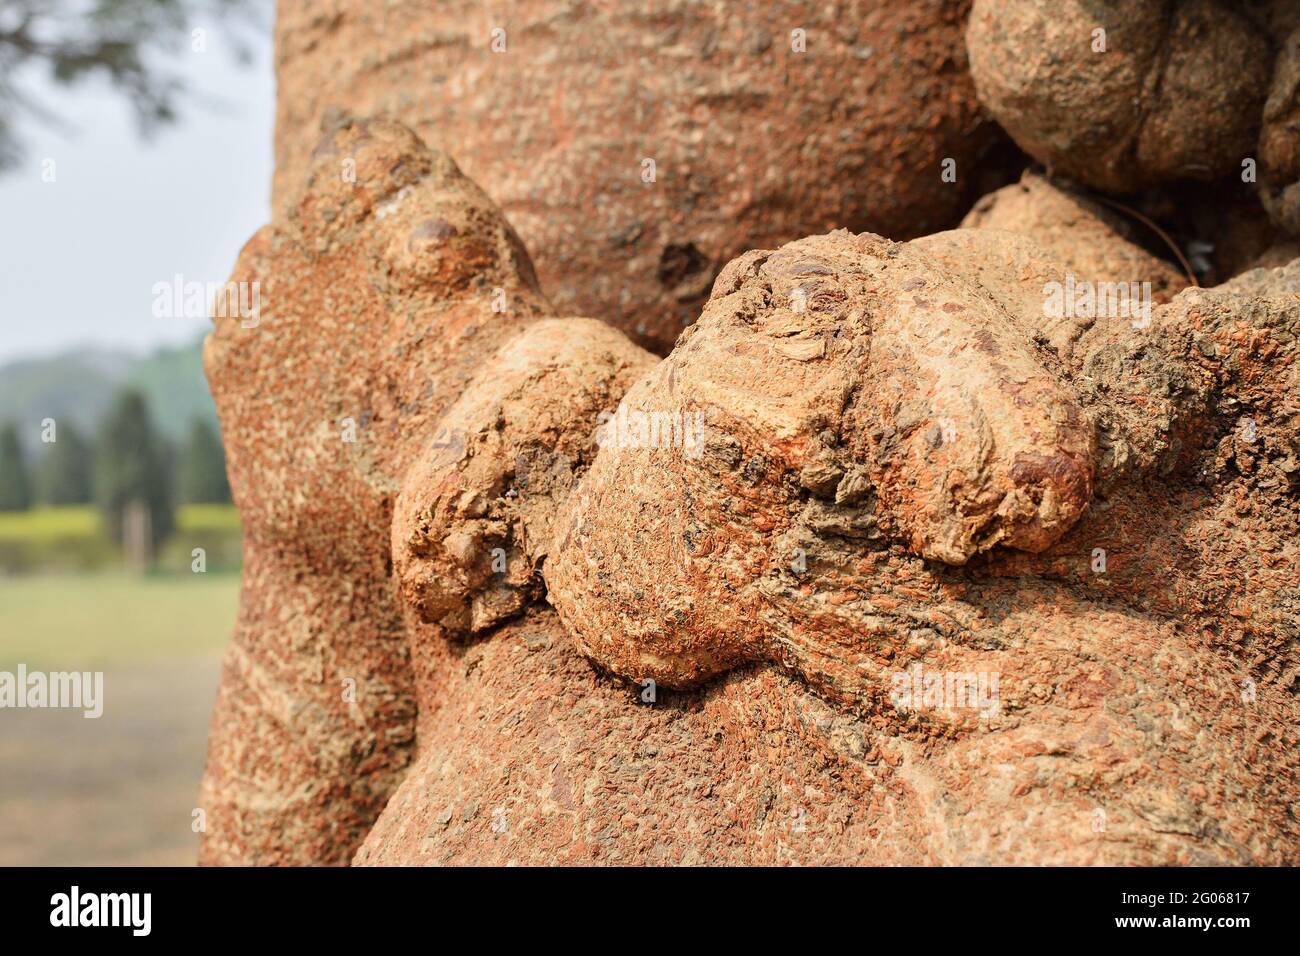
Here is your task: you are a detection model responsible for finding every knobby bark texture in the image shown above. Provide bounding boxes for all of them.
[200,3,1299,866]
[272,0,999,353]
[966,0,1300,229]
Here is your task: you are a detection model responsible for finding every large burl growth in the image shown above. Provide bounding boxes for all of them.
[273,0,1000,352]
[201,114,1298,865]
[200,119,553,862]
[966,0,1300,232]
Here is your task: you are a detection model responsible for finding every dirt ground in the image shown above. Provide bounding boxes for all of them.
[0,654,222,866]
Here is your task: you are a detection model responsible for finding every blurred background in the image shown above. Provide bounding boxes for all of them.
[0,0,273,864]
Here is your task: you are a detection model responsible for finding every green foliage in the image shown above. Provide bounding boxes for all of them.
[0,349,129,441]
[0,421,32,511]
[0,503,240,573]
[93,388,175,550]
[0,506,115,573]
[124,340,219,444]
[0,0,265,169]
[36,420,93,504]
[0,504,99,541]
[174,502,241,533]
[180,417,230,503]
[0,340,217,448]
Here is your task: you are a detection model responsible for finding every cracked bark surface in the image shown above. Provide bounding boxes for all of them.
[201,117,1298,865]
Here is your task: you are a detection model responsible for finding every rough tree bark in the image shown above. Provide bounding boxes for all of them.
[199,3,1299,865]
[272,0,999,353]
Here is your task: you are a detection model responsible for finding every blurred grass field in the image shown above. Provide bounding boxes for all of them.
[0,502,243,666]
[0,571,240,669]
[0,573,239,864]
[0,505,243,864]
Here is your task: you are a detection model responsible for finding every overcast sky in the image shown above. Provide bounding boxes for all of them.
[0,17,274,363]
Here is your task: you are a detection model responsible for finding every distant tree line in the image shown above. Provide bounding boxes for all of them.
[0,387,230,550]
